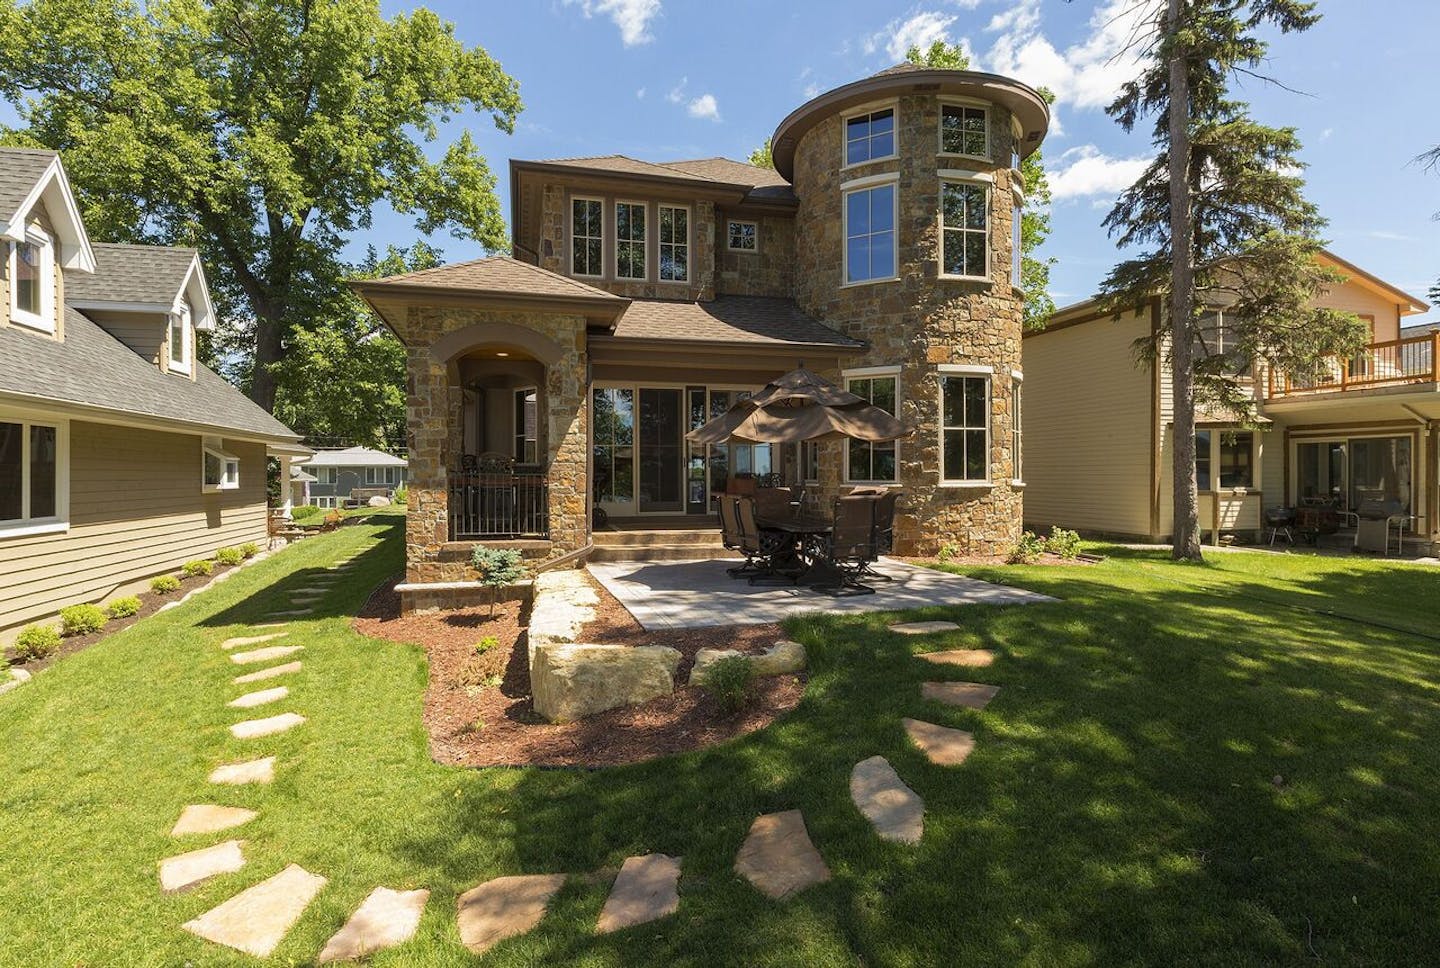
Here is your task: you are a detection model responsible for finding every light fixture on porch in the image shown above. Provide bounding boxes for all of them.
[496,351,510,357]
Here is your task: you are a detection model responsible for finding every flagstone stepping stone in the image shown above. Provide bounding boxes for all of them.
[182,863,327,958]
[889,621,960,635]
[596,854,681,934]
[456,874,566,955]
[234,661,303,685]
[159,839,246,892]
[850,756,924,844]
[231,645,304,665]
[254,622,288,628]
[231,712,305,739]
[208,757,275,785]
[903,718,976,766]
[734,810,830,900]
[171,804,259,837]
[916,649,995,668]
[921,681,1000,710]
[221,632,287,651]
[228,686,289,709]
[265,609,314,619]
[317,886,430,963]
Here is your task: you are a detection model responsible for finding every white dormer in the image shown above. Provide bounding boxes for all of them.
[168,299,193,375]
[1,152,96,274]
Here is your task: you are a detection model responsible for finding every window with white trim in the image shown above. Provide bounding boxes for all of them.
[845,373,898,483]
[571,197,603,277]
[514,388,538,464]
[315,496,335,509]
[940,374,990,483]
[1011,376,1023,483]
[727,220,758,252]
[202,439,240,493]
[313,466,338,486]
[615,202,646,280]
[364,466,400,486]
[169,300,192,374]
[941,180,988,279]
[1011,192,1024,290]
[940,103,988,157]
[845,107,896,166]
[0,416,65,534]
[8,228,55,333]
[844,183,896,284]
[658,205,689,282]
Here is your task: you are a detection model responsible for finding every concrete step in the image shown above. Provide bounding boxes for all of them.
[589,544,740,563]
[593,529,723,548]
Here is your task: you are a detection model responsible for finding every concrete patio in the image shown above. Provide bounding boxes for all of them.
[586,558,1055,630]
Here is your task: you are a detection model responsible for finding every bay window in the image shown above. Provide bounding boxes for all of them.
[202,439,240,493]
[940,373,990,483]
[0,416,66,534]
[940,179,988,279]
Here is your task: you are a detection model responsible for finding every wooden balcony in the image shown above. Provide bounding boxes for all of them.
[1265,331,1439,398]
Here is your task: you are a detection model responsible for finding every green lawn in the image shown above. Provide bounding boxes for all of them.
[2,515,1438,965]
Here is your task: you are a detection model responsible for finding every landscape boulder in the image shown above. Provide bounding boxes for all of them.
[689,640,806,685]
[531,643,681,723]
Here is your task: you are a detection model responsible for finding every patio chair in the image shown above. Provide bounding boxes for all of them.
[857,490,900,583]
[719,495,759,577]
[752,486,795,522]
[814,494,880,593]
[735,495,794,585]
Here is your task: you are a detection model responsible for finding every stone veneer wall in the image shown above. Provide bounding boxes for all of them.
[792,94,1025,556]
[404,305,590,583]
[714,209,796,298]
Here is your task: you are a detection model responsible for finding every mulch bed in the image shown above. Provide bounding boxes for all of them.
[353,573,804,769]
[6,562,242,674]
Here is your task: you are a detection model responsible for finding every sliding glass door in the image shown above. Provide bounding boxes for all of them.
[1295,436,1414,512]
[638,388,684,513]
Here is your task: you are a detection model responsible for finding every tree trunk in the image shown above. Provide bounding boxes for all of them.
[1166,0,1203,561]
[249,309,285,413]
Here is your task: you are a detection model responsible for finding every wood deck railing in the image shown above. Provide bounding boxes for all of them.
[447,470,549,540]
[1266,331,1439,398]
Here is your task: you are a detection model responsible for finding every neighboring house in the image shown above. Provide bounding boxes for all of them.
[350,65,1051,606]
[1023,251,1437,551]
[289,466,316,509]
[0,147,307,639]
[299,446,407,508]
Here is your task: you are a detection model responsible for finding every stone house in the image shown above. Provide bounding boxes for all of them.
[350,66,1050,610]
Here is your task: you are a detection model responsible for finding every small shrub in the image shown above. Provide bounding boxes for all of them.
[290,504,321,520]
[151,574,181,594]
[215,547,244,566]
[323,511,344,529]
[59,604,107,636]
[474,635,500,654]
[1045,526,1082,560]
[182,559,213,578]
[106,596,142,619]
[1007,530,1046,565]
[13,624,61,661]
[700,655,756,715]
[937,542,961,562]
[239,542,261,559]
[470,547,527,617]
[392,485,408,506]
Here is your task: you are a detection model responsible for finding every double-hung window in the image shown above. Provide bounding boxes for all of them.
[9,229,55,333]
[1011,375,1023,484]
[658,205,689,282]
[940,103,988,157]
[571,198,603,277]
[1194,431,1212,490]
[169,301,192,374]
[940,373,990,483]
[202,438,240,493]
[615,202,646,280]
[514,388,538,463]
[1011,188,1024,290]
[845,107,896,166]
[1218,432,1253,488]
[845,372,898,483]
[0,416,65,535]
[727,220,757,252]
[940,179,989,279]
[844,182,896,284]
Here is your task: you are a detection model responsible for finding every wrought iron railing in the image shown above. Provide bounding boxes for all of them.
[448,471,549,540]
[1266,332,1438,397]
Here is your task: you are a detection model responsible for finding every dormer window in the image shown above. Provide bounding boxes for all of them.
[9,228,55,333]
[169,300,192,374]
[941,102,989,158]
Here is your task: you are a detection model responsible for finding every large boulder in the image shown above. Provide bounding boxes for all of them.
[367,495,392,508]
[531,643,681,723]
[689,640,806,686]
[527,569,599,663]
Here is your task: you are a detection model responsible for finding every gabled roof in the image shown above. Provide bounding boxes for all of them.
[300,446,407,468]
[0,306,300,442]
[355,255,626,304]
[1317,250,1429,316]
[605,296,864,350]
[513,154,797,204]
[65,243,217,330]
[0,147,96,273]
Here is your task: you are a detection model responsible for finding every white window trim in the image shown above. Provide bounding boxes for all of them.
[841,101,900,171]
[843,366,901,485]
[168,301,192,375]
[613,199,648,281]
[1011,374,1024,486]
[202,437,240,493]
[569,195,605,279]
[937,97,992,162]
[841,179,901,288]
[0,411,69,537]
[8,227,56,334]
[726,219,760,253]
[938,372,992,486]
[938,175,992,283]
[657,203,690,283]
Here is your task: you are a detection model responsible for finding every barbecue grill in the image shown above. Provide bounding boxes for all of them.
[1353,496,1410,555]
[1262,506,1295,546]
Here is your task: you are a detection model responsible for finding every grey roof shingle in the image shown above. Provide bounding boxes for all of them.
[609,296,863,349]
[65,243,198,307]
[0,147,58,221]
[300,446,406,468]
[0,306,299,440]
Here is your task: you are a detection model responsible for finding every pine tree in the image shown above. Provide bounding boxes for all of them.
[1417,144,1440,301]
[1098,0,1367,560]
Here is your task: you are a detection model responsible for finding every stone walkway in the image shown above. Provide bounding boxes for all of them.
[596,854,682,934]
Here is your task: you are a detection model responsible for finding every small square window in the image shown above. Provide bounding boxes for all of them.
[845,108,896,166]
[202,441,240,492]
[941,104,988,157]
[727,220,758,252]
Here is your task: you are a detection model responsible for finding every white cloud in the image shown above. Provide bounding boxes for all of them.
[635,87,646,100]
[867,11,958,62]
[666,78,687,104]
[1366,230,1417,242]
[803,82,823,99]
[1048,145,1152,201]
[687,94,721,122]
[564,0,661,47]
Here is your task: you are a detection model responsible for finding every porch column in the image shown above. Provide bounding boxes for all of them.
[278,455,294,520]
[406,342,452,582]
[544,330,590,554]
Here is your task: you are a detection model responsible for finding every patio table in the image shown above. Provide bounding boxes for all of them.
[757,513,838,586]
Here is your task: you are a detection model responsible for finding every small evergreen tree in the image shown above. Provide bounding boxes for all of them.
[1417,144,1440,301]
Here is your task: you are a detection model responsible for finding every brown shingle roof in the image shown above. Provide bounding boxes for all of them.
[659,157,789,188]
[65,242,199,307]
[358,256,624,302]
[521,154,797,203]
[609,296,862,349]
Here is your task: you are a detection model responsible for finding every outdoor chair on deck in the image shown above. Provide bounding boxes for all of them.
[856,490,900,583]
[718,495,759,577]
[815,494,881,593]
[735,495,794,585]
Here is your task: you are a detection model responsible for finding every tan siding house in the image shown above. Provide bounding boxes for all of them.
[0,148,306,639]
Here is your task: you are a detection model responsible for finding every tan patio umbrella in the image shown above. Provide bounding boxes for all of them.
[685,367,910,445]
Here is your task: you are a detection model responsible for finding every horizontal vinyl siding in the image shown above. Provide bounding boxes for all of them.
[1023,310,1156,537]
[0,420,268,633]
[88,309,165,365]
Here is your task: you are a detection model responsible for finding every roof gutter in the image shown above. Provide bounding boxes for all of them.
[0,389,306,448]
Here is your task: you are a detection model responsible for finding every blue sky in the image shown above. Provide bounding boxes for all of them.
[359,0,1440,326]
